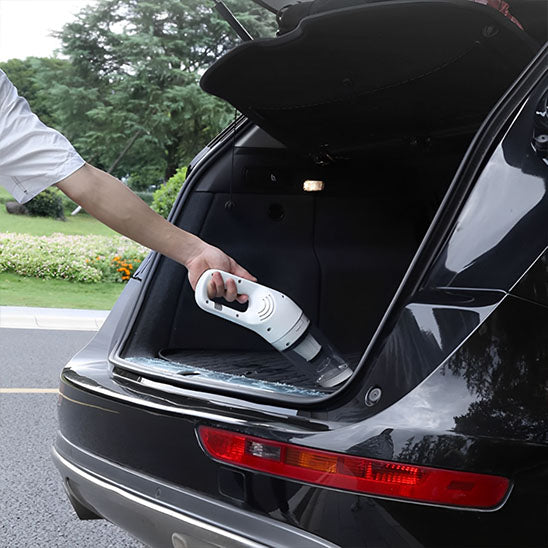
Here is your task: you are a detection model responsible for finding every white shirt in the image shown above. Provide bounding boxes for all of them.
[0,69,85,204]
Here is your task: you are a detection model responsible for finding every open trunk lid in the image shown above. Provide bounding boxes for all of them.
[201,0,538,156]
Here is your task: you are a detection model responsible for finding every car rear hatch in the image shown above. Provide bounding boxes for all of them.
[201,0,538,156]
[110,0,540,406]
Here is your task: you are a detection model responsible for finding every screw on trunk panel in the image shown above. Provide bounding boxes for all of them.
[342,77,354,88]
[365,386,382,406]
[533,134,548,155]
[268,203,285,221]
[482,25,499,38]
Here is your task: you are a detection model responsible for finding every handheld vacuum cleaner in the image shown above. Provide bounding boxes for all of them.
[195,269,352,388]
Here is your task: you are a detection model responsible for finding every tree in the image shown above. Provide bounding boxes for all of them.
[0,57,71,128]
[44,0,276,182]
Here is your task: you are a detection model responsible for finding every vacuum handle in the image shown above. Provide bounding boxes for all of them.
[195,269,265,319]
[194,269,308,347]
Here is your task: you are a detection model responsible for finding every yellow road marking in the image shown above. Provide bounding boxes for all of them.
[0,388,58,393]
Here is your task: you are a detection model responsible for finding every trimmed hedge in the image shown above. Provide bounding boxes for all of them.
[0,233,147,283]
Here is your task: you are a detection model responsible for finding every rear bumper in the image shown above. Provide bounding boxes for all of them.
[52,434,337,548]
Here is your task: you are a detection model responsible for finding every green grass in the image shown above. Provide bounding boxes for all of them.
[0,187,116,236]
[0,188,127,309]
[0,186,13,204]
[0,272,125,309]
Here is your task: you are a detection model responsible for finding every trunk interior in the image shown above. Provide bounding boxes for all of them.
[118,130,470,398]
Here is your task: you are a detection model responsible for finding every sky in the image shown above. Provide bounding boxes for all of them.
[0,0,98,62]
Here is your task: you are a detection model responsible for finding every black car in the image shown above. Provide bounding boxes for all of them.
[53,1,548,547]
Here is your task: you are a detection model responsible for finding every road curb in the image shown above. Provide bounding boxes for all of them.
[0,306,109,331]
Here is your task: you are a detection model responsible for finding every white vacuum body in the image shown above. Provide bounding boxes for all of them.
[195,269,352,388]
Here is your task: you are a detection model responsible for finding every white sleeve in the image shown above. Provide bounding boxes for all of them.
[0,69,85,204]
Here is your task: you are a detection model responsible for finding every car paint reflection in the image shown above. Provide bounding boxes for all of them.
[427,91,548,291]
[443,146,545,277]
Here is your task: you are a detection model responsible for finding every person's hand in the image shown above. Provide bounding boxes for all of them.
[185,241,256,303]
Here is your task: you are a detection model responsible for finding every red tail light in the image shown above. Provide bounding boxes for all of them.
[198,426,510,510]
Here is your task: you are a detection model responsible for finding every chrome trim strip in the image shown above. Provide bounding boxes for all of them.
[62,373,249,425]
[63,368,334,433]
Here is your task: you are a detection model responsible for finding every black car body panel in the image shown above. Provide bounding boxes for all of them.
[56,292,548,547]
[54,3,548,546]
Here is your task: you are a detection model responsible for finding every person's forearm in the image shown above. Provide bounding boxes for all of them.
[57,163,256,299]
[57,163,203,266]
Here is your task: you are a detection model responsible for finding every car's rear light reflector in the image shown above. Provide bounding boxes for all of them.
[198,426,510,510]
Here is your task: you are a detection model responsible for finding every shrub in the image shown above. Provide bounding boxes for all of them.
[0,233,147,283]
[26,188,65,220]
[127,166,165,192]
[135,191,154,205]
[151,167,187,219]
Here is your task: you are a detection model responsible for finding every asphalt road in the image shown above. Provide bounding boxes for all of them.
[0,328,144,547]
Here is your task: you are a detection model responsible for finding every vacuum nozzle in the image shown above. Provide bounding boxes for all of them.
[195,270,352,388]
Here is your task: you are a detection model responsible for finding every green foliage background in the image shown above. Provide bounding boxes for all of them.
[151,166,187,218]
[0,0,276,188]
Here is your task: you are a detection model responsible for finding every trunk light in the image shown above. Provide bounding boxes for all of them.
[198,427,510,510]
[303,180,324,191]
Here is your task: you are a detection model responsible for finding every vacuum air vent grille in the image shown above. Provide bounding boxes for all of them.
[258,294,275,321]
